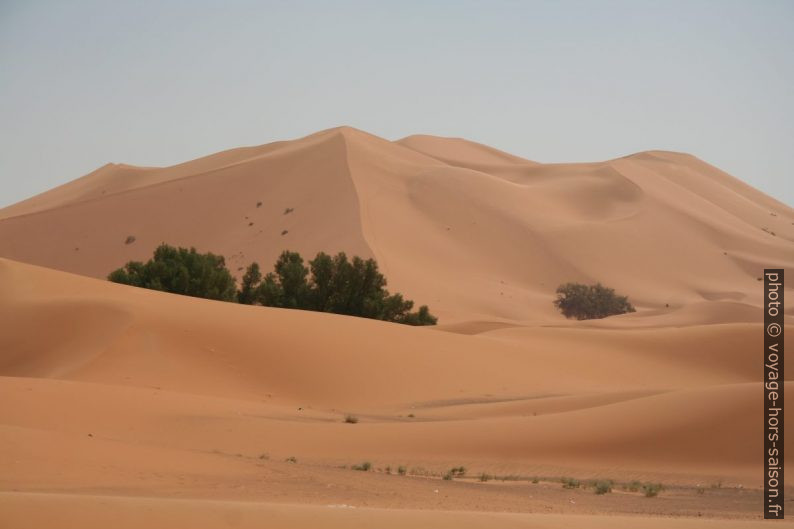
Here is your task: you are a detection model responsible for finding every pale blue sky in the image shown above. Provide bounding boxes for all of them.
[1,0,792,207]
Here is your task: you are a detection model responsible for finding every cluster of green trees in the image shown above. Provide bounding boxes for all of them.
[108,244,437,326]
[108,244,237,301]
[553,282,635,320]
[237,251,437,325]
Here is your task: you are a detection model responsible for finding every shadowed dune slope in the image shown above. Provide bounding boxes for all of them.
[0,127,791,323]
[1,258,791,486]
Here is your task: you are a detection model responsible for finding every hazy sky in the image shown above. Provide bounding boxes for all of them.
[1,0,792,207]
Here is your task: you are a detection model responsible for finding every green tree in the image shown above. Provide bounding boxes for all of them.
[237,262,262,304]
[108,243,237,301]
[553,282,635,320]
[273,250,309,309]
[109,245,438,326]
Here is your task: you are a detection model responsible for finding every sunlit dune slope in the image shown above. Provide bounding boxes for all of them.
[1,258,791,485]
[0,127,791,323]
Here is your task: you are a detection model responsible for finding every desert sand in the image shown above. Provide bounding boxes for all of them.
[1,127,793,527]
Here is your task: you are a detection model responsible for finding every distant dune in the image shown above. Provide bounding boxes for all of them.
[1,127,791,323]
[1,127,793,527]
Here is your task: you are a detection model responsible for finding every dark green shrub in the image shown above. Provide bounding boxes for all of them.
[553,282,635,320]
[108,243,236,301]
[242,250,437,325]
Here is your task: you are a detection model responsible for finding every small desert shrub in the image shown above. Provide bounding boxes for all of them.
[385,466,392,474]
[124,235,136,245]
[554,282,635,320]
[594,480,613,495]
[397,465,407,476]
[449,466,466,477]
[352,461,372,471]
[442,472,453,480]
[561,477,581,489]
[344,414,359,424]
[259,453,270,460]
[479,473,492,482]
[531,476,539,484]
[642,482,663,497]
[285,456,297,463]
[625,480,642,492]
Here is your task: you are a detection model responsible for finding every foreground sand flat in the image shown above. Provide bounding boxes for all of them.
[0,493,783,529]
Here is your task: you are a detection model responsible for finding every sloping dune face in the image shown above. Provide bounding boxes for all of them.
[0,257,792,529]
[0,258,791,479]
[0,126,791,323]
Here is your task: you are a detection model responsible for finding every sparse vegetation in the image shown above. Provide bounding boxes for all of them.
[642,482,663,497]
[397,465,407,475]
[344,414,359,424]
[561,477,581,489]
[554,282,635,320]
[109,246,437,325]
[626,480,642,492]
[593,480,613,494]
[285,456,297,463]
[124,235,136,244]
[478,473,491,482]
[450,466,466,477]
[352,461,372,471]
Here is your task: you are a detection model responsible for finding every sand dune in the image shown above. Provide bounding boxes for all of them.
[0,127,791,323]
[1,127,793,527]
[1,259,790,485]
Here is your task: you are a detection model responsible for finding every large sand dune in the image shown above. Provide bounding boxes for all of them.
[1,127,791,323]
[1,127,793,527]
